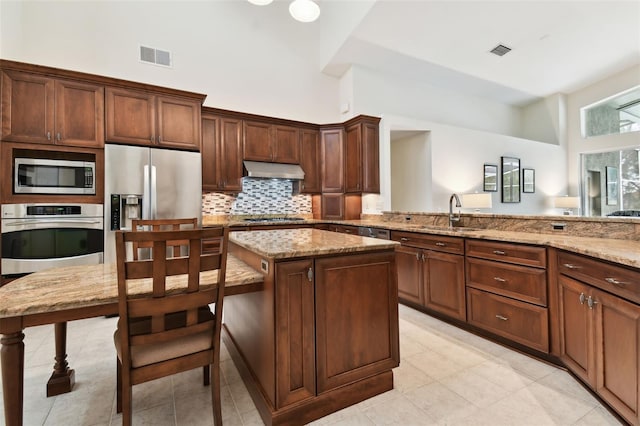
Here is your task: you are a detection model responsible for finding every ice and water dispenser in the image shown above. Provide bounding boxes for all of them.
[110,194,143,231]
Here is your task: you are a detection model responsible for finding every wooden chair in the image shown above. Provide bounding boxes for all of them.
[131,218,198,260]
[114,226,228,426]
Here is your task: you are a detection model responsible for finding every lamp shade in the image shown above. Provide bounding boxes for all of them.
[462,193,492,210]
[289,0,320,22]
[554,196,580,209]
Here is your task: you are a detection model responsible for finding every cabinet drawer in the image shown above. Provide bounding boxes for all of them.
[466,257,547,306]
[466,239,546,268]
[467,288,549,353]
[558,251,640,305]
[391,231,464,255]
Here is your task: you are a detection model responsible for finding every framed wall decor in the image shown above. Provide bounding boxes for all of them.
[483,164,498,192]
[522,168,535,193]
[501,156,520,203]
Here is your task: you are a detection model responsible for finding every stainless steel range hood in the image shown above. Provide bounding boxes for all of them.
[243,161,305,180]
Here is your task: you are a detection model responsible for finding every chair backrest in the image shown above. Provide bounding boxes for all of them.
[131,218,198,260]
[115,226,228,370]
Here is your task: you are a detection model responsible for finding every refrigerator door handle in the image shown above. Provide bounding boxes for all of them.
[143,164,151,220]
[150,165,157,219]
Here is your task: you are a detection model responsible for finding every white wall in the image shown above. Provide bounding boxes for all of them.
[521,93,567,145]
[566,65,640,195]
[0,0,341,123]
[390,132,432,212]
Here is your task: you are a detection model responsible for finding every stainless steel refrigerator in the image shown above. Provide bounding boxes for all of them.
[103,144,202,263]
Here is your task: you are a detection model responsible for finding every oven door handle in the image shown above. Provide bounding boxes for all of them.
[3,219,102,226]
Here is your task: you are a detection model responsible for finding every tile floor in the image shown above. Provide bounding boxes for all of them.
[0,304,623,426]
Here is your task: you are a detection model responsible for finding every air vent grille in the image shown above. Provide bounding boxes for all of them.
[139,45,172,67]
[490,44,512,56]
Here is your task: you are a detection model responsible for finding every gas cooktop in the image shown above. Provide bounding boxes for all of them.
[242,217,305,222]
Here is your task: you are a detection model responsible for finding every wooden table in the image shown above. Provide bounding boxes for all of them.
[0,255,263,426]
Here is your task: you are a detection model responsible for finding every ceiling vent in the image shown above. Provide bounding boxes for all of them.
[490,44,512,56]
[139,45,172,67]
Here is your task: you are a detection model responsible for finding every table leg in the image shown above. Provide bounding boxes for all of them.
[1,328,25,426]
[46,322,75,397]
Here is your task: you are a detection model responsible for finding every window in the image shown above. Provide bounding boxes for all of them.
[581,86,640,138]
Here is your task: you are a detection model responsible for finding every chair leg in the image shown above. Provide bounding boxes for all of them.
[116,358,122,413]
[122,375,133,426]
[211,363,222,425]
[203,365,210,386]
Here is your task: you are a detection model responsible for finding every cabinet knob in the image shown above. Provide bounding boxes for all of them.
[307,267,313,282]
[587,296,598,310]
[579,292,586,305]
[493,250,506,256]
[150,136,154,142]
[47,131,51,140]
[495,314,509,321]
[56,132,61,141]
[420,252,426,262]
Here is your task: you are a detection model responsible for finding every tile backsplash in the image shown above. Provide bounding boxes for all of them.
[202,177,312,216]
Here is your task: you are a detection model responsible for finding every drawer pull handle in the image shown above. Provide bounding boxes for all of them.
[493,250,506,255]
[435,242,446,247]
[495,314,509,321]
[563,263,580,269]
[587,296,598,310]
[494,277,507,283]
[579,292,586,305]
[400,237,409,242]
[415,252,420,261]
[605,277,628,287]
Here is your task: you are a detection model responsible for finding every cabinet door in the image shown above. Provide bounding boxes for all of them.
[320,128,344,193]
[396,245,423,305]
[321,193,344,220]
[243,120,273,162]
[344,123,362,193]
[558,276,595,386]
[361,121,379,193]
[425,251,466,321]
[201,114,219,189]
[299,129,320,193]
[273,125,300,164]
[594,289,640,424]
[275,260,316,408]
[219,117,243,191]
[55,79,104,148]
[315,252,399,393]
[156,96,201,150]
[105,87,156,145]
[1,70,55,144]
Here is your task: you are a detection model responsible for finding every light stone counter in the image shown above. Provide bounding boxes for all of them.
[0,254,263,318]
[229,228,399,259]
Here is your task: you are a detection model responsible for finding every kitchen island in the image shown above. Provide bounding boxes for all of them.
[223,228,400,425]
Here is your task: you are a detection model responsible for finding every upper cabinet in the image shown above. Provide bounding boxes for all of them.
[201,111,243,192]
[1,70,104,148]
[105,87,201,151]
[320,127,345,193]
[299,128,320,193]
[243,120,300,164]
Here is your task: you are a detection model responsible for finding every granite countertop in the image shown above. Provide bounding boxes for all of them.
[229,228,399,259]
[0,254,263,318]
[204,215,640,269]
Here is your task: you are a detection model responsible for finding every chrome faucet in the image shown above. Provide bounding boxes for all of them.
[449,193,461,228]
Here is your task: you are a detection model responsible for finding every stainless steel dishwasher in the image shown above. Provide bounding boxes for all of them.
[358,226,390,240]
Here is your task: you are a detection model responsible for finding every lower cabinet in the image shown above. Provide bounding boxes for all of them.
[558,261,640,425]
[392,231,466,321]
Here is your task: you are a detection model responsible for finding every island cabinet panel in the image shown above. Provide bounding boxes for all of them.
[275,260,316,408]
[1,70,104,147]
[314,252,399,393]
[556,251,640,425]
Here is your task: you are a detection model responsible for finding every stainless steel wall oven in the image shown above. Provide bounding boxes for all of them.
[1,204,104,276]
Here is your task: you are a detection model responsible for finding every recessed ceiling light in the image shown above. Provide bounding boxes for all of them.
[248,0,273,5]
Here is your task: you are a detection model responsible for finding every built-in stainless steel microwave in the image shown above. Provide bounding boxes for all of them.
[14,158,96,195]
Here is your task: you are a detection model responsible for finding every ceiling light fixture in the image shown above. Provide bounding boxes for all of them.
[289,0,320,22]
[248,0,273,5]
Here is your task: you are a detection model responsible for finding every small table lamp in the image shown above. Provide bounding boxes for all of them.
[462,193,493,211]
[554,196,580,215]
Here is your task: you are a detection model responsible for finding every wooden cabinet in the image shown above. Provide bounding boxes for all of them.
[201,112,243,191]
[243,121,300,164]
[320,127,344,193]
[325,224,359,235]
[1,70,104,148]
[392,231,466,321]
[557,251,640,425]
[465,239,549,352]
[299,129,320,193]
[321,193,361,220]
[344,122,362,193]
[105,87,201,151]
